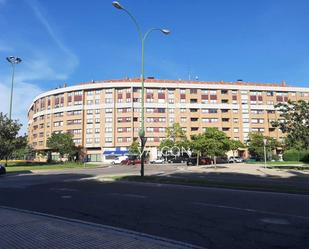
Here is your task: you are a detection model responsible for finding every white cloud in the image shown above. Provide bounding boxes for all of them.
[25,0,79,73]
[0,0,79,134]
[0,81,42,134]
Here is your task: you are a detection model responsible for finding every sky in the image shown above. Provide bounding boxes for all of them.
[0,0,309,133]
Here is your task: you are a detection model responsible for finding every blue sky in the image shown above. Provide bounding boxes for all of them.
[0,0,309,131]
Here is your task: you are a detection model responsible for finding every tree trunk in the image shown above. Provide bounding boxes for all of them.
[214,156,217,169]
[197,152,200,166]
[233,150,235,163]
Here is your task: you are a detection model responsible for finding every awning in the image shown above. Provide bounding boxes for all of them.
[103,147,128,156]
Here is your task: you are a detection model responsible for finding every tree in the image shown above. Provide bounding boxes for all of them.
[12,143,35,160]
[247,132,279,161]
[129,140,140,155]
[0,113,23,164]
[272,100,309,150]
[190,128,230,166]
[159,123,189,158]
[166,123,187,143]
[229,140,245,162]
[47,133,76,161]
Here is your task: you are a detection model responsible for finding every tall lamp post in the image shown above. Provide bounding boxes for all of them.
[263,138,267,169]
[112,1,170,177]
[6,56,22,119]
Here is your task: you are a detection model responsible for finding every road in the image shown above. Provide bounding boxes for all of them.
[1,165,309,249]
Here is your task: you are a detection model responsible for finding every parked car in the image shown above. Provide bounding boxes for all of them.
[111,156,128,165]
[150,158,165,164]
[186,157,212,166]
[228,157,244,163]
[216,156,228,164]
[0,164,6,175]
[166,155,189,163]
[121,158,141,165]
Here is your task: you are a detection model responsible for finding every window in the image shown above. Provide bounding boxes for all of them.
[94,138,100,144]
[105,137,112,143]
[86,128,93,134]
[86,138,92,144]
[105,127,113,133]
[73,138,81,144]
[87,119,93,124]
[67,119,82,125]
[105,108,113,113]
[87,110,93,115]
[105,117,112,123]
[54,121,63,127]
[95,128,100,134]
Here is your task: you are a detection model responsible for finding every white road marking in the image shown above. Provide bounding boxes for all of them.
[108,193,147,199]
[50,188,77,192]
[192,202,309,220]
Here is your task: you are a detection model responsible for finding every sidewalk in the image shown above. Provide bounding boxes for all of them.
[0,206,203,249]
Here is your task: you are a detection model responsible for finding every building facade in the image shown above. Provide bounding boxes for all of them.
[27,78,309,162]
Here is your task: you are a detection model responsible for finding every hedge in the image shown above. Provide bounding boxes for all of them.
[283,149,309,163]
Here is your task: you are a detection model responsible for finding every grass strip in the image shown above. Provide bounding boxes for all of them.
[112,175,309,195]
[6,163,100,172]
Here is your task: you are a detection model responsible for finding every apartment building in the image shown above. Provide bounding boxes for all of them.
[27,78,309,162]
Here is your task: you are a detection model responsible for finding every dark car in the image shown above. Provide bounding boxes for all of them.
[0,164,6,175]
[167,154,190,164]
[121,158,141,165]
[186,157,212,166]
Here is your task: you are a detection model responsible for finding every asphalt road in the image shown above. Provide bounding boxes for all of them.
[1,166,309,249]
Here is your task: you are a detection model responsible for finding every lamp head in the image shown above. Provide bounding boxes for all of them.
[6,56,22,64]
[161,29,171,35]
[112,1,123,10]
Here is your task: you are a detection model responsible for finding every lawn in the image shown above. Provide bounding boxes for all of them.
[5,162,101,173]
[248,161,309,165]
[112,175,309,195]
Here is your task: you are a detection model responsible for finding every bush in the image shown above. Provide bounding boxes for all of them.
[283,149,309,162]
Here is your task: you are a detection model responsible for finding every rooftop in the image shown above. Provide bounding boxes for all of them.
[78,78,288,88]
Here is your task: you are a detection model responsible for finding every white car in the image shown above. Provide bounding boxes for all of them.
[111,156,128,165]
[228,157,244,163]
[150,158,165,164]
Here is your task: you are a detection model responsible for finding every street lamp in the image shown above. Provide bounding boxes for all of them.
[112,1,170,177]
[263,138,267,169]
[6,56,22,119]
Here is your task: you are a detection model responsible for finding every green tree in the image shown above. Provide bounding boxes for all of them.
[272,100,309,150]
[190,128,230,166]
[47,133,76,161]
[0,113,23,164]
[166,123,187,142]
[247,132,279,161]
[159,123,188,158]
[229,140,245,162]
[129,140,140,155]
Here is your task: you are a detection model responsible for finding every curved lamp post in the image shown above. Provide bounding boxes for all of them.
[6,56,22,119]
[112,1,170,177]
